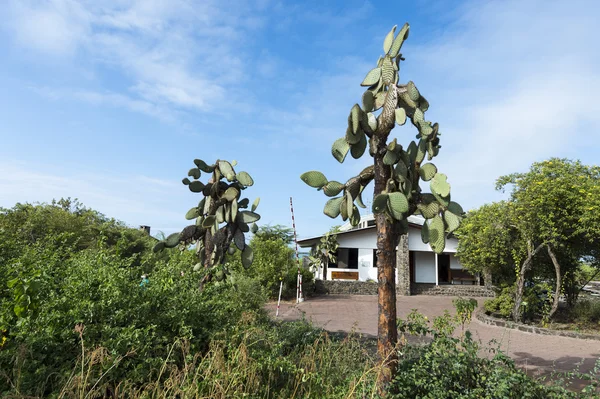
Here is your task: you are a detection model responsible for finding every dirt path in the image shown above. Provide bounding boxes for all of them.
[267,295,600,377]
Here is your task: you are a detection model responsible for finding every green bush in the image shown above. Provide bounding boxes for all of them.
[484,285,515,318]
[227,232,296,298]
[573,299,600,324]
[282,266,315,299]
[392,309,596,398]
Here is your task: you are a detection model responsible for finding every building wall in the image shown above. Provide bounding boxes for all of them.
[335,228,378,249]
[450,254,462,270]
[414,251,436,283]
[308,225,463,284]
[407,226,458,253]
[358,248,378,281]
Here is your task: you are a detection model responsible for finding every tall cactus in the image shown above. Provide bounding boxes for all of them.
[300,24,464,389]
[154,159,260,286]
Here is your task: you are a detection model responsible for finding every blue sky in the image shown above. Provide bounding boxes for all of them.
[0,0,599,240]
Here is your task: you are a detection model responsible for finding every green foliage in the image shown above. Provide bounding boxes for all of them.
[484,285,516,318]
[571,299,600,324]
[307,227,339,279]
[0,200,268,396]
[227,231,296,298]
[455,201,518,283]
[254,224,295,245]
[392,308,595,399]
[453,297,478,331]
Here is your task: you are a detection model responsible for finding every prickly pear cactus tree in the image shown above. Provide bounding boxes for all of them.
[301,23,464,388]
[153,159,260,285]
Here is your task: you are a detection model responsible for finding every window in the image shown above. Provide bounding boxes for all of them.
[336,248,359,269]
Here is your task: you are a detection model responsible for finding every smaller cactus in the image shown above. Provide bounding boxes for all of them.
[155,158,260,286]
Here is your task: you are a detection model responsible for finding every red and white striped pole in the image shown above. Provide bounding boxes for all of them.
[290,197,303,303]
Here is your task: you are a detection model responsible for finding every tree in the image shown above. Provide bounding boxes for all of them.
[455,202,519,286]
[496,158,600,321]
[458,159,600,323]
[300,24,463,390]
[153,159,261,287]
[254,224,294,245]
[308,227,339,280]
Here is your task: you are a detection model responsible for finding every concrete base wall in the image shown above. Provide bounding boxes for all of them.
[315,280,496,297]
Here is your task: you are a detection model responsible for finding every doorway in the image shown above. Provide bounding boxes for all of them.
[437,254,450,284]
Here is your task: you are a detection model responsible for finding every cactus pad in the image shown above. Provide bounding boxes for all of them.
[301,171,328,188]
[419,163,437,181]
[383,25,396,53]
[417,201,440,219]
[444,210,460,234]
[165,232,181,248]
[194,159,215,173]
[240,211,260,223]
[351,133,367,159]
[188,168,201,179]
[372,193,389,214]
[189,181,205,193]
[367,112,378,131]
[351,104,361,134]
[447,201,464,215]
[251,197,260,212]
[388,23,409,58]
[202,215,216,228]
[331,138,350,163]
[234,229,245,250]
[361,67,382,86]
[362,91,374,112]
[421,220,430,244]
[236,171,254,187]
[241,245,253,269]
[153,241,165,252]
[395,108,407,126]
[324,197,343,218]
[388,192,408,220]
[223,187,239,202]
[428,215,446,254]
[182,177,191,185]
[430,173,450,197]
[218,160,235,177]
[185,207,200,220]
[323,181,345,197]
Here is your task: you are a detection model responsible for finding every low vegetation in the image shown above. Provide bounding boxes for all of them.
[1,200,599,398]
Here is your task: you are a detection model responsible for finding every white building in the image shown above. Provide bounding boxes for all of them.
[298,214,483,295]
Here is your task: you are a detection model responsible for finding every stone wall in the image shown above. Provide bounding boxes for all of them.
[476,309,600,341]
[314,280,379,295]
[412,283,496,297]
[314,280,496,297]
[396,235,410,296]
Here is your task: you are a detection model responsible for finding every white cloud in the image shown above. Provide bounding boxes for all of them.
[0,160,189,236]
[404,0,600,210]
[4,0,264,114]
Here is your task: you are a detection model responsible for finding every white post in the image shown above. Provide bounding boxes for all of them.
[276,280,283,317]
[435,253,439,286]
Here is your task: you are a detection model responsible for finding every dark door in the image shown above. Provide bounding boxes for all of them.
[438,254,450,283]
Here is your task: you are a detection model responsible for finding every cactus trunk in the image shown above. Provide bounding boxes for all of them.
[374,136,399,391]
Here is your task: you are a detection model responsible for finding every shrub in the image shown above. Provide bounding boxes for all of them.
[0,245,268,396]
[484,285,515,318]
[573,299,600,324]
[392,309,595,398]
[282,266,314,299]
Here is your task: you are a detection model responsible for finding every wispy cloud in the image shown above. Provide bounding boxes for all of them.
[4,0,268,115]
[0,160,188,235]
[404,0,600,209]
